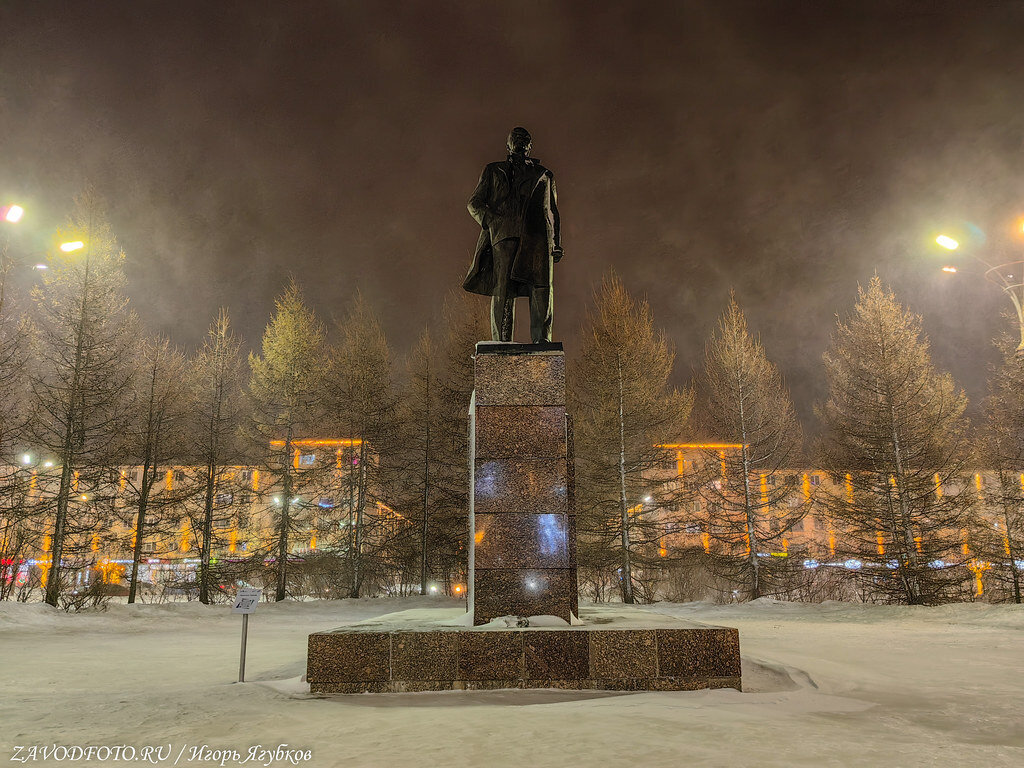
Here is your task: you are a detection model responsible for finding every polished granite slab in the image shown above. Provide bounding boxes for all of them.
[473,405,567,459]
[307,604,742,694]
[474,514,570,569]
[473,568,576,620]
[474,350,566,406]
[473,459,568,515]
[470,344,576,625]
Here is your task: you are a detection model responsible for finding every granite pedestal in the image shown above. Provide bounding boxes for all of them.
[469,341,577,624]
[307,604,741,693]
[306,342,742,695]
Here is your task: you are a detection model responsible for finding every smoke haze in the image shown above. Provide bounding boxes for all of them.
[3,1,1023,429]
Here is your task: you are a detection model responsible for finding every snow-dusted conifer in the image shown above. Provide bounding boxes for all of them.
[571,272,692,603]
[248,282,327,601]
[818,276,972,604]
[694,294,804,599]
[28,190,137,607]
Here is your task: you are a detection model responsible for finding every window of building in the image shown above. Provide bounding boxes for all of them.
[215,492,233,506]
[239,492,252,505]
[684,522,701,535]
[318,497,335,508]
[766,475,776,486]
[239,469,253,483]
[810,475,821,486]
[141,541,156,553]
[175,470,185,481]
[299,453,316,467]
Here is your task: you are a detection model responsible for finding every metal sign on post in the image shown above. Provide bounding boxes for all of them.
[232,587,262,682]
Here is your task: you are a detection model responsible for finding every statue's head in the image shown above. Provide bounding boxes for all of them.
[507,127,532,156]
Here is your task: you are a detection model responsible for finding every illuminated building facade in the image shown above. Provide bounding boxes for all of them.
[0,439,408,595]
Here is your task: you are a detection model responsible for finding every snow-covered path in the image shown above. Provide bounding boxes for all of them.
[1,598,1021,767]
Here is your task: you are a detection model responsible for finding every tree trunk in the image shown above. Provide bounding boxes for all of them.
[735,369,760,601]
[1004,505,1021,604]
[127,462,156,604]
[616,354,634,604]
[276,436,292,601]
[44,258,92,607]
[129,366,160,605]
[44,461,74,606]
[349,440,367,598]
[420,418,430,596]
[419,364,431,596]
[742,446,760,600]
[199,462,215,603]
[886,382,921,604]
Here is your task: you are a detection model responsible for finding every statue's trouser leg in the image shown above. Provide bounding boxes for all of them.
[529,285,552,343]
[490,240,517,342]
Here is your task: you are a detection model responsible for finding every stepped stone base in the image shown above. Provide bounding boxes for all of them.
[306,605,741,695]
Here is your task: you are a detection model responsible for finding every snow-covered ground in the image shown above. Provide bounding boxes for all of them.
[1,596,1022,767]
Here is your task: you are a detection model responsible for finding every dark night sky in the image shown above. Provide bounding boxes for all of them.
[3,1,1024,429]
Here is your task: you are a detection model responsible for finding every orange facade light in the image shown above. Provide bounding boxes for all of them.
[658,443,744,450]
[269,438,363,448]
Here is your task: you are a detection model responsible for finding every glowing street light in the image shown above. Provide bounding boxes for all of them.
[3,204,24,223]
[931,222,1024,355]
[32,263,47,270]
[60,241,85,253]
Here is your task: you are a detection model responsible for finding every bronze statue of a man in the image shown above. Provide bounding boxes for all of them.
[462,127,563,343]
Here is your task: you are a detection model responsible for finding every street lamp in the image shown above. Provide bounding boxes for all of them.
[2,204,24,223]
[934,228,1024,356]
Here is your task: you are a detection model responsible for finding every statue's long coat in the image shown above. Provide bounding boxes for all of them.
[462,157,561,297]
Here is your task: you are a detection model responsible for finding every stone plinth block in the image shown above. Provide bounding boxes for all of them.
[474,347,566,406]
[458,631,524,680]
[306,605,742,695]
[474,405,566,459]
[590,629,658,679]
[473,569,575,623]
[525,630,590,681]
[306,632,390,683]
[391,632,459,681]
[473,459,568,515]
[474,514,569,569]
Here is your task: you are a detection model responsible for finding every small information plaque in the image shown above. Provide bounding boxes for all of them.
[232,587,262,614]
